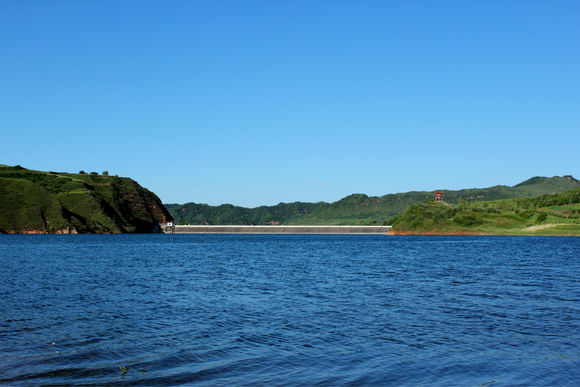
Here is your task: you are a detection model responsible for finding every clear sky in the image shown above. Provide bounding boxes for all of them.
[1,1,578,207]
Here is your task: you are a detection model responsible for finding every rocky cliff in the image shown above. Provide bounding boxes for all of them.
[0,165,172,234]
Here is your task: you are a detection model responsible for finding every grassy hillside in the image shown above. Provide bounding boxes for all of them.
[167,176,580,225]
[0,165,172,233]
[292,175,580,225]
[390,188,580,236]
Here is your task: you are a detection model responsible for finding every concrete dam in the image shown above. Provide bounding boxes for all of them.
[170,225,392,234]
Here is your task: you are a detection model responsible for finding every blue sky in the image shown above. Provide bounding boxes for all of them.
[1,1,578,207]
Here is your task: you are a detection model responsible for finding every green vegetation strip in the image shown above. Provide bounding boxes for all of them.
[167,175,580,227]
[390,188,580,236]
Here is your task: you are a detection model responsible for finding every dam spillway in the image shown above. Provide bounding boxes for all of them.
[171,225,392,234]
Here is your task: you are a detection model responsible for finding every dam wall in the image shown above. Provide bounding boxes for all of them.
[172,225,391,234]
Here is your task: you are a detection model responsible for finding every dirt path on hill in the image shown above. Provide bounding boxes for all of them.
[523,223,567,232]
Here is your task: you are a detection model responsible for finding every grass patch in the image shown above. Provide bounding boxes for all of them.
[391,188,580,236]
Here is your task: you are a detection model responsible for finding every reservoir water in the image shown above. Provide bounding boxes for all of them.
[0,235,578,386]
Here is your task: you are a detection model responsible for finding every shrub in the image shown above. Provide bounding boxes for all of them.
[102,171,109,176]
[410,218,424,228]
[519,209,535,219]
[79,170,86,174]
[536,212,548,223]
[453,213,483,226]
[387,215,400,225]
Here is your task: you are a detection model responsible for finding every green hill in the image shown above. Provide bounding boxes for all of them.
[390,188,580,236]
[167,176,580,225]
[165,201,321,226]
[0,165,172,234]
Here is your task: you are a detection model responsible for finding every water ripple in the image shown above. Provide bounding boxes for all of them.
[0,235,578,385]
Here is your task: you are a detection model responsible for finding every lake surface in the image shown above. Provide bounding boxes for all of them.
[0,235,578,386]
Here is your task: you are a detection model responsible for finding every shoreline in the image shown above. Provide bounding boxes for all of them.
[2,226,577,236]
[387,230,491,236]
[387,230,579,236]
[171,225,392,234]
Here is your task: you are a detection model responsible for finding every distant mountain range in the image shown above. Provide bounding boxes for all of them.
[166,175,580,226]
[0,165,172,234]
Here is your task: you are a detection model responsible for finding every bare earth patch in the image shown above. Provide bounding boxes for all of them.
[524,223,567,232]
